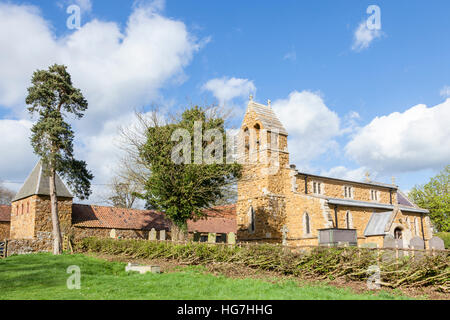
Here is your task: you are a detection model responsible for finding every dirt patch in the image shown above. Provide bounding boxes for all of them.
[88,253,449,300]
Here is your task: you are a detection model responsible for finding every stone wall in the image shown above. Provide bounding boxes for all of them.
[72,227,150,240]
[10,197,36,239]
[0,221,10,240]
[6,231,53,256]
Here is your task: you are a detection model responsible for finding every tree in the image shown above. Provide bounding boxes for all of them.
[107,175,142,209]
[26,64,93,254]
[0,183,15,205]
[409,165,450,232]
[138,106,241,239]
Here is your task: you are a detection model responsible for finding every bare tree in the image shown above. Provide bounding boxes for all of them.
[0,182,15,205]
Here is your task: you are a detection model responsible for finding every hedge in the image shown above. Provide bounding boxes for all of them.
[76,237,449,291]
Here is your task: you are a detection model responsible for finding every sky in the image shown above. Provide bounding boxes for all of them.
[0,0,449,205]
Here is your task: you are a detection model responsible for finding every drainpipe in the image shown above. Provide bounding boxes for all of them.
[304,176,308,194]
[334,205,339,229]
[420,214,426,249]
[389,189,392,205]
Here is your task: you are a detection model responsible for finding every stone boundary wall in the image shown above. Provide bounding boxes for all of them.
[6,232,53,256]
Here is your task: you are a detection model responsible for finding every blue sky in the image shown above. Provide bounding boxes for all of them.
[0,0,449,203]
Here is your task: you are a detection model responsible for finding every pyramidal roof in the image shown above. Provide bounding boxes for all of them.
[12,161,73,202]
[247,100,288,135]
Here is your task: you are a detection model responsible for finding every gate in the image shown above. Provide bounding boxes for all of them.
[0,241,7,258]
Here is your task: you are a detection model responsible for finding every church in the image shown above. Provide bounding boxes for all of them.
[2,97,433,250]
[235,97,432,249]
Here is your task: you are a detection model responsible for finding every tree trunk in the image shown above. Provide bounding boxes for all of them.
[171,224,188,241]
[49,167,62,255]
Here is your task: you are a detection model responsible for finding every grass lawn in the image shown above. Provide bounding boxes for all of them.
[0,253,411,300]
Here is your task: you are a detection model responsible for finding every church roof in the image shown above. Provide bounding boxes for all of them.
[12,161,73,202]
[248,101,288,135]
[364,211,392,236]
[327,197,429,213]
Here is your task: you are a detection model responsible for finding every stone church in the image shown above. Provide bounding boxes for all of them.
[235,98,432,249]
[3,97,433,251]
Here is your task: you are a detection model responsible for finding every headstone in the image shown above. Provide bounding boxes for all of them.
[281,225,289,246]
[208,233,216,243]
[360,242,378,248]
[110,229,116,239]
[148,228,157,241]
[125,263,161,274]
[429,236,445,251]
[193,232,200,242]
[410,236,425,260]
[159,230,166,241]
[227,232,236,245]
[382,234,396,262]
[410,236,425,250]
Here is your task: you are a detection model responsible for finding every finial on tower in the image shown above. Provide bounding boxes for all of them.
[391,176,396,185]
[267,99,271,107]
[365,171,371,182]
[249,94,253,101]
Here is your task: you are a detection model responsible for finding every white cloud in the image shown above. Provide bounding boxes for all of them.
[74,0,92,12]
[202,77,256,106]
[440,85,450,98]
[0,119,37,182]
[320,166,372,182]
[272,91,341,166]
[345,99,450,173]
[352,21,382,51]
[0,2,202,202]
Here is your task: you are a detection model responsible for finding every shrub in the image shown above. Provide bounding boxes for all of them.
[75,237,450,290]
[435,232,450,249]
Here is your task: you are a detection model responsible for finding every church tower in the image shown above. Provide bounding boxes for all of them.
[236,97,291,241]
[10,161,73,240]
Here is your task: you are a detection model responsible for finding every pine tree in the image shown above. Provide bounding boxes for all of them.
[26,64,93,254]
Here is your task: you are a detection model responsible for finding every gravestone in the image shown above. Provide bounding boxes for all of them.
[148,228,157,241]
[410,236,425,260]
[159,230,166,241]
[125,263,161,274]
[360,242,378,248]
[208,233,216,243]
[110,229,116,239]
[227,232,236,245]
[193,232,200,242]
[382,235,396,262]
[429,236,445,251]
[410,236,425,250]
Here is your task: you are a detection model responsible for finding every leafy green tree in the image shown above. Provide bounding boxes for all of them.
[138,106,241,239]
[409,165,450,232]
[26,64,93,254]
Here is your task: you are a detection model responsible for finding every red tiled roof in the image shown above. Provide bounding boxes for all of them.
[71,203,237,234]
[187,204,237,234]
[72,204,171,231]
[0,205,11,222]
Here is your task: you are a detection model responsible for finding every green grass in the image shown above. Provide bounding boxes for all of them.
[0,253,411,300]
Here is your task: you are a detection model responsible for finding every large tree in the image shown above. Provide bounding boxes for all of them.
[26,64,93,254]
[138,106,241,239]
[409,165,450,232]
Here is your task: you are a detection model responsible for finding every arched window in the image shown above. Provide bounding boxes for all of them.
[27,201,30,214]
[394,227,403,240]
[304,212,311,235]
[346,211,353,229]
[248,206,255,233]
[21,203,24,215]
